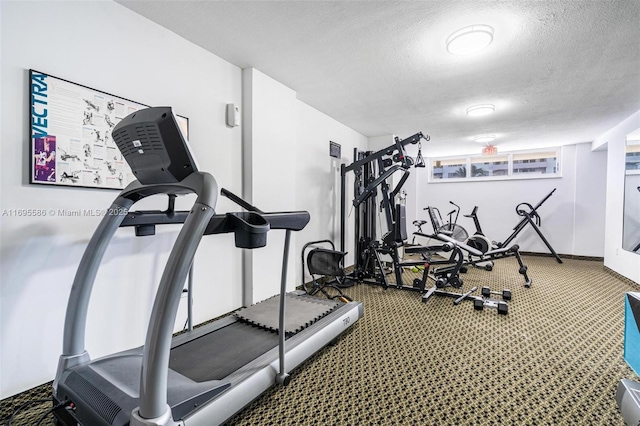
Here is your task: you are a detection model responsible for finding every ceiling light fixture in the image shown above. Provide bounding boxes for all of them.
[474,135,496,144]
[446,24,494,55]
[466,104,495,117]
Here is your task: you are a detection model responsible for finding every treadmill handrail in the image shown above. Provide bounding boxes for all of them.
[220,187,263,213]
[56,171,219,425]
[57,170,312,423]
[136,212,309,420]
[138,200,215,420]
[121,210,190,227]
[121,210,311,233]
[60,172,219,359]
[256,212,310,231]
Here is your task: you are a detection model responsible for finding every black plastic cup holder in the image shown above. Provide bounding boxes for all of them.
[227,212,269,249]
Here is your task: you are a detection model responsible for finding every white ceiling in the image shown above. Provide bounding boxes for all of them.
[117,0,640,155]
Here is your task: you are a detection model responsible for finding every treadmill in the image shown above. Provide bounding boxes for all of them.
[52,107,363,426]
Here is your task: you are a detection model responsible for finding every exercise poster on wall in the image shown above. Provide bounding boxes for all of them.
[29,69,189,190]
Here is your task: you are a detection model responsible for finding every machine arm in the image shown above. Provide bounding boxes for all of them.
[343,132,425,174]
[353,165,407,207]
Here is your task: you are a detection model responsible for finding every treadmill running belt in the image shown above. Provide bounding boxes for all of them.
[235,294,339,335]
[169,322,278,382]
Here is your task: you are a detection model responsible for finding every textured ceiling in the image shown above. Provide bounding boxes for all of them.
[117,0,640,155]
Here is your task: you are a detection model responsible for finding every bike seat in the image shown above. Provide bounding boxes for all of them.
[413,220,427,226]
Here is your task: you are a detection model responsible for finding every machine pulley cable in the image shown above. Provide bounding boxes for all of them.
[415,140,426,168]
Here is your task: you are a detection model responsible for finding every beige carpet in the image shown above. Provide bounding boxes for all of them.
[225,256,637,425]
[2,256,638,425]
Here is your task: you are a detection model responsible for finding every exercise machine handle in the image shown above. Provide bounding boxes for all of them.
[463,206,478,218]
[516,202,541,226]
[221,187,264,213]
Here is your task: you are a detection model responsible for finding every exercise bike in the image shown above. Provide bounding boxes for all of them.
[426,202,469,242]
[421,204,532,288]
[425,202,493,271]
[462,206,494,254]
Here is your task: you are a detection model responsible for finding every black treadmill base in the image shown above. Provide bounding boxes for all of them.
[169,321,279,382]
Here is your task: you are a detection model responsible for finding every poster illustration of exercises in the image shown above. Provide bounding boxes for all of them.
[31,70,142,189]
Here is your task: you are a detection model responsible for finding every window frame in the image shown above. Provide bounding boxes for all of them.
[427,147,562,183]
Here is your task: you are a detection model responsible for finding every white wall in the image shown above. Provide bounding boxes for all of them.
[0,1,243,398]
[594,110,640,283]
[572,143,608,256]
[242,69,368,297]
[241,68,297,304]
[411,143,607,257]
[294,102,368,284]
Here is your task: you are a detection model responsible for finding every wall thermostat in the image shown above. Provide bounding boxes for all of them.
[226,103,240,127]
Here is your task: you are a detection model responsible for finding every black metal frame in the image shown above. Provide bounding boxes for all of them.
[339,132,427,286]
[301,240,352,303]
[422,205,532,288]
[496,188,562,263]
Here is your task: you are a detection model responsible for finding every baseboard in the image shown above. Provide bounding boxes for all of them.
[519,251,604,262]
[406,244,604,262]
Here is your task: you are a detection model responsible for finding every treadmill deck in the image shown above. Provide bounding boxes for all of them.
[170,294,339,383]
[55,294,361,426]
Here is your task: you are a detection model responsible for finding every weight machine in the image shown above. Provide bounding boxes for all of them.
[338,134,484,310]
[339,132,427,286]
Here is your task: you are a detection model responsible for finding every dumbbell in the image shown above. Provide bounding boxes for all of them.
[481,286,511,301]
[473,298,509,315]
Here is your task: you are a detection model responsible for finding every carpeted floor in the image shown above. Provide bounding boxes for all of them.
[2,255,638,425]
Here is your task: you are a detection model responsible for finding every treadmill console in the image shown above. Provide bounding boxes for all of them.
[111,106,198,185]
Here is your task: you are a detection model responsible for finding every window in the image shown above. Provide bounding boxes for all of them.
[428,148,561,182]
[469,155,509,177]
[512,151,558,175]
[431,158,467,180]
[626,143,640,171]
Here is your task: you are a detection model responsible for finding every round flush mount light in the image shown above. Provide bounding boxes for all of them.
[446,24,494,55]
[474,135,496,144]
[466,104,495,117]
